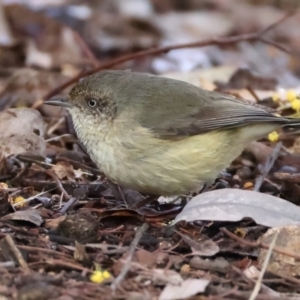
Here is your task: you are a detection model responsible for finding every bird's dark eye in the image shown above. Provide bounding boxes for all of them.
[87,98,98,108]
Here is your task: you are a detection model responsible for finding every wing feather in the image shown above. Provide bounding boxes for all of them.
[140,88,285,139]
[112,72,287,139]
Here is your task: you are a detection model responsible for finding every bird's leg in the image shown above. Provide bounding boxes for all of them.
[199,183,210,193]
[108,181,148,208]
[132,194,157,209]
[200,179,228,193]
[190,176,228,196]
[213,180,229,190]
[108,181,127,206]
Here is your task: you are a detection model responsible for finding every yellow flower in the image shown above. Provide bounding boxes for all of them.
[286,90,298,103]
[11,196,27,208]
[90,269,111,283]
[291,99,300,113]
[268,131,279,142]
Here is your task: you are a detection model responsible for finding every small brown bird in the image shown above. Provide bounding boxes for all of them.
[45,70,300,196]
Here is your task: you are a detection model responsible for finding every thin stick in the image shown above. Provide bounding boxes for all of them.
[5,235,29,270]
[258,37,292,54]
[254,142,282,191]
[248,232,278,300]
[59,197,78,214]
[258,11,292,36]
[28,258,91,273]
[18,245,71,257]
[111,223,149,290]
[46,169,71,200]
[72,30,99,68]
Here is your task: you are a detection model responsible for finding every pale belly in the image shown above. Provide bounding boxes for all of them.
[85,131,244,195]
[80,123,278,196]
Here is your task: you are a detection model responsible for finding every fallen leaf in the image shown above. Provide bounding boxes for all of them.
[0,68,69,116]
[136,249,157,268]
[74,241,92,266]
[5,4,83,69]
[159,278,210,300]
[172,189,300,228]
[216,68,277,90]
[0,108,46,157]
[178,232,219,257]
[51,161,75,181]
[258,225,300,276]
[1,209,43,226]
[190,256,230,273]
[152,269,183,285]
[44,215,66,230]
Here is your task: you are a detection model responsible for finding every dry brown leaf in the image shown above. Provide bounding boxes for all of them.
[0,108,46,157]
[44,215,66,230]
[51,161,75,181]
[136,249,157,268]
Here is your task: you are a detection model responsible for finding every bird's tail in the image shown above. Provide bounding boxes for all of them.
[282,117,300,131]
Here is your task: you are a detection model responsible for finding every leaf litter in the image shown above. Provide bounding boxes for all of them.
[1,1,300,300]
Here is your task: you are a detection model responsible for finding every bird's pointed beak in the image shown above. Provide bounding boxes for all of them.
[44,96,73,108]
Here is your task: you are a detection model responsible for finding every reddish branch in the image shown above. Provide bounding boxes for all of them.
[44,12,294,100]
